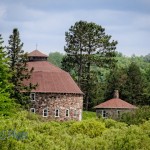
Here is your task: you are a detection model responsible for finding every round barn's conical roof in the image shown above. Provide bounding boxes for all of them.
[24,50,83,94]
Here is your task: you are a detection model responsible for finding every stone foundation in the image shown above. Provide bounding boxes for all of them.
[30,93,83,121]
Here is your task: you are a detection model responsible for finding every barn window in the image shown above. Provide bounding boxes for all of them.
[43,108,48,117]
[30,108,35,113]
[74,109,77,117]
[30,93,35,101]
[55,109,59,117]
[102,110,107,118]
[66,109,69,117]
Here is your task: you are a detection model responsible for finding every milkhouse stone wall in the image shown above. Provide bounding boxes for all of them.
[30,93,83,121]
[96,108,135,120]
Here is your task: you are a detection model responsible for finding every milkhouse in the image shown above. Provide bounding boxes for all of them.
[94,90,137,119]
[24,50,83,121]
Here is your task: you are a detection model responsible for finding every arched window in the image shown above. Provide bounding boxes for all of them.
[74,109,77,117]
[55,109,59,117]
[30,108,35,113]
[43,108,48,117]
[66,109,69,117]
[30,93,35,101]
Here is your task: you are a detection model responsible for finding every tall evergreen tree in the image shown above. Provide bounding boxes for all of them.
[144,67,150,104]
[105,66,128,100]
[0,34,16,116]
[6,28,35,106]
[62,21,117,110]
[123,62,145,105]
[0,35,12,93]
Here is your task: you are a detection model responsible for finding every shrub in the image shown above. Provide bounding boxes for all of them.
[68,119,106,138]
[120,106,150,125]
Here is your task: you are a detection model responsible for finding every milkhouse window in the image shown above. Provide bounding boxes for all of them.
[102,110,107,118]
[30,93,35,101]
[117,110,121,118]
[55,109,59,117]
[43,108,48,117]
[66,109,69,117]
[30,108,35,113]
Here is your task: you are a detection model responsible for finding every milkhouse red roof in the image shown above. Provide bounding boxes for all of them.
[94,98,137,109]
[24,50,83,94]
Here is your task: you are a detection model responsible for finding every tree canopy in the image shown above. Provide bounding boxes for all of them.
[62,21,118,110]
[0,34,16,116]
[6,28,36,106]
[48,52,64,67]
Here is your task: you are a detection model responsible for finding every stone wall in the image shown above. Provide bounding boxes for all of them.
[96,108,135,120]
[30,93,83,121]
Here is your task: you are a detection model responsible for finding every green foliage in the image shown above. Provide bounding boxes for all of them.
[120,106,150,125]
[0,34,17,117]
[104,118,127,129]
[0,110,150,150]
[143,53,150,63]
[105,57,150,105]
[48,52,64,67]
[0,34,12,93]
[62,20,117,110]
[6,28,36,106]
[82,111,96,120]
[0,93,17,117]
[123,62,145,105]
[105,66,127,100]
[68,119,106,138]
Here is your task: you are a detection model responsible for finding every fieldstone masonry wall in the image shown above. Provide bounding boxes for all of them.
[96,108,135,119]
[30,93,83,121]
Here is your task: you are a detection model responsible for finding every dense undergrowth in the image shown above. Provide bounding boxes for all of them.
[0,110,150,150]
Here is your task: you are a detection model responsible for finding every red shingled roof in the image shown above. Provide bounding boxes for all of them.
[27,61,63,73]
[24,52,83,94]
[28,50,48,57]
[94,98,137,109]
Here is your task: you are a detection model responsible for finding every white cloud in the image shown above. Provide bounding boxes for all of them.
[1,1,150,56]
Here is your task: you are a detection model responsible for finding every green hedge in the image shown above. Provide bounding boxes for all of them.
[0,111,150,149]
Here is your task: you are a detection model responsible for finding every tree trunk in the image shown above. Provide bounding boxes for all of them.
[78,46,83,87]
[85,52,91,110]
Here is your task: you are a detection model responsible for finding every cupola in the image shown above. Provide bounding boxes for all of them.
[28,50,48,61]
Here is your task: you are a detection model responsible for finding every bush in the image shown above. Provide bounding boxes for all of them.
[120,106,150,125]
[1,110,150,150]
[68,119,106,138]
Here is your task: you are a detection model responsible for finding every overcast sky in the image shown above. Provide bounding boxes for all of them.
[0,0,150,56]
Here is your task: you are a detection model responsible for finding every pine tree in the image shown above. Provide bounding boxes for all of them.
[144,67,150,104]
[6,28,36,106]
[0,34,12,93]
[0,34,16,116]
[105,66,128,100]
[62,21,117,110]
[123,62,145,105]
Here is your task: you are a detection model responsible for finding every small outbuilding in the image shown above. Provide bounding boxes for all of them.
[94,90,137,119]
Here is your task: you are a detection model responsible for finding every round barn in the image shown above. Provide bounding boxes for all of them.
[24,50,83,121]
